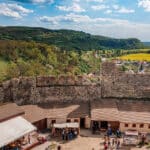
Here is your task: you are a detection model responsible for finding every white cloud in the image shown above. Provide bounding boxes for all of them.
[91,4,109,10]
[112,5,135,14]
[87,0,105,2]
[105,9,112,14]
[73,0,80,2]
[39,13,130,25]
[13,0,54,4]
[138,0,150,12]
[31,0,53,2]
[0,3,33,19]
[112,4,119,10]
[39,13,150,41]
[117,7,135,14]
[56,3,85,13]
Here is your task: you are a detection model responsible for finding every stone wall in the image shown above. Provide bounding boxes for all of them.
[102,62,150,98]
[0,61,150,105]
[0,76,101,105]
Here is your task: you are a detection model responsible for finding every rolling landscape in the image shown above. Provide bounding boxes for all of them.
[0,26,149,83]
[0,26,145,50]
[1,0,150,150]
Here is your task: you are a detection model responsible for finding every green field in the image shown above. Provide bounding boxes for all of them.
[119,53,150,61]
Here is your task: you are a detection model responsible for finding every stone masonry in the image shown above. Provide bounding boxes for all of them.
[0,61,150,105]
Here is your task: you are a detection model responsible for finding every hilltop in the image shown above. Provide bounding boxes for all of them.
[0,26,144,50]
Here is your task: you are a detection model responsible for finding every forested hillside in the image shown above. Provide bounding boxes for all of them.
[0,40,101,82]
[143,42,150,47]
[0,26,144,50]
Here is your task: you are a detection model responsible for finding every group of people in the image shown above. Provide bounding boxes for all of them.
[103,136,121,150]
[62,128,78,141]
[107,128,121,137]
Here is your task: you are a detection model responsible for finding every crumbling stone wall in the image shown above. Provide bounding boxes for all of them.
[102,62,150,98]
[0,76,101,105]
[0,61,150,105]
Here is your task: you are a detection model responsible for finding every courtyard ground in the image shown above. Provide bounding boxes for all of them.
[32,130,148,150]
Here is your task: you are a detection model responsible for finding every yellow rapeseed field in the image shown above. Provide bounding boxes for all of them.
[119,53,150,61]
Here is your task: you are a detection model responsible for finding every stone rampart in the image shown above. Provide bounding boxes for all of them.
[0,62,150,105]
[0,76,101,105]
[102,62,150,98]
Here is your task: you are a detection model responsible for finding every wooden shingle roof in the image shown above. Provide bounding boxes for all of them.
[21,103,90,123]
[91,100,120,121]
[118,101,150,123]
[91,100,150,124]
[0,103,24,122]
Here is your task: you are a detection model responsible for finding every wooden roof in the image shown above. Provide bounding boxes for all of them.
[0,103,25,122]
[91,100,120,122]
[118,101,150,123]
[21,103,90,123]
[91,100,150,124]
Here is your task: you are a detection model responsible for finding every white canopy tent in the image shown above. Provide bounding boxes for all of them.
[0,116,36,148]
[53,122,79,129]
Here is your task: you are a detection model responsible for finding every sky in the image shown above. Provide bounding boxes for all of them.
[0,0,150,41]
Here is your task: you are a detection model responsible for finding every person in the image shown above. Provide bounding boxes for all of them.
[71,129,75,138]
[62,129,65,140]
[104,136,107,143]
[104,143,108,150]
[51,127,55,137]
[74,129,78,138]
[108,139,111,149]
[116,129,121,138]
[112,138,115,146]
[57,145,61,150]
[141,134,146,145]
[28,134,31,144]
[116,140,120,150]
[107,127,112,136]
[114,137,117,145]
[65,129,68,141]
[69,130,73,140]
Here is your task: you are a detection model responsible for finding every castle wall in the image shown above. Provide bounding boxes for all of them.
[0,61,150,105]
[101,62,150,98]
[0,76,101,105]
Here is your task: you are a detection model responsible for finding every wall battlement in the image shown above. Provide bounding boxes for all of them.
[102,62,150,98]
[0,62,150,105]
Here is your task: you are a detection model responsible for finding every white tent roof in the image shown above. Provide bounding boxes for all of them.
[53,122,79,128]
[125,130,139,136]
[0,116,36,148]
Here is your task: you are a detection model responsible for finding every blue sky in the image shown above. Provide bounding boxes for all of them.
[0,0,150,41]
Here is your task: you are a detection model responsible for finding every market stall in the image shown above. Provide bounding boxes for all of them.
[52,122,79,140]
[0,116,37,149]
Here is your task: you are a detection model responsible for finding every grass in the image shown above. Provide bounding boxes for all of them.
[119,53,150,61]
[0,59,9,82]
[0,60,8,73]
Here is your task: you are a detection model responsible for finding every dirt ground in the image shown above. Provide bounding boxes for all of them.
[32,130,148,150]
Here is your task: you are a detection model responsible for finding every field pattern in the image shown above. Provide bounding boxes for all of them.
[119,53,150,61]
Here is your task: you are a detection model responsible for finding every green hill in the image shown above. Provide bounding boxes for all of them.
[0,26,144,50]
[143,42,150,47]
[0,40,102,82]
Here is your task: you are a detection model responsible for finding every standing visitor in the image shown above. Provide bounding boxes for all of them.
[57,145,61,150]
[65,128,68,141]
[108,138,111,149]
[104,143,108,150]
[141,135,146,146]
[62,129,65,140]
[74,129,78,138]
[112,138,115,146]
[116,139,120,150]
[28,134,31,144]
